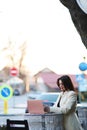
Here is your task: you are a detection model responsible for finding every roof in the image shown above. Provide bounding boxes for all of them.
[34,68,79,89]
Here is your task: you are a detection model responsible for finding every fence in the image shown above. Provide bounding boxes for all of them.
[77,106,87,130]
[0,113,64,130]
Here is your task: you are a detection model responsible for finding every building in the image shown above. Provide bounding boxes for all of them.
[34,68,79,92]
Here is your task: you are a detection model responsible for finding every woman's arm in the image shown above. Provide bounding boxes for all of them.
[50,91,77,114]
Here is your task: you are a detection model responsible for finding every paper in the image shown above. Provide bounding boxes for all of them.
[27,100,45,114]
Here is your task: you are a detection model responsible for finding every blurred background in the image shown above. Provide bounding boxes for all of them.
[0,0,87,102]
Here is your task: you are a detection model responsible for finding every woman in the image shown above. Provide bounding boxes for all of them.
[44,75,83,130]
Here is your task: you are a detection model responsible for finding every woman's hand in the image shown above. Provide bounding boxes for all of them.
[44,106,50,112]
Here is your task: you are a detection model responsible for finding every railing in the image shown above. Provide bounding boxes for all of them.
[0,113,64,130]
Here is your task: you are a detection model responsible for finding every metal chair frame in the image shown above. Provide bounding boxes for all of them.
[6,119,29,130]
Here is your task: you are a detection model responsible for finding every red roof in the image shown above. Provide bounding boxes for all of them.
[34,68,79,89]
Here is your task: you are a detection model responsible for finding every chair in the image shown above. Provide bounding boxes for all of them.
[6,119,29,130]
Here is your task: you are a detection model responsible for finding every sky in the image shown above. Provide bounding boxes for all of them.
[0,0,87,75]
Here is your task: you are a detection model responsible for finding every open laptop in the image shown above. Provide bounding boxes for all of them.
[27,100,45,114]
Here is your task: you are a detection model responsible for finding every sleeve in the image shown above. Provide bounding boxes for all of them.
[50,91,77,114]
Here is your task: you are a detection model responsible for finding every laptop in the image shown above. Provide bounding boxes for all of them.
[27,100,45,114]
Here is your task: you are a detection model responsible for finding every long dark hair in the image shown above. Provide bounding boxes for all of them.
[57,75,75,91]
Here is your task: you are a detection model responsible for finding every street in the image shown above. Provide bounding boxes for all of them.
[0,93,28,114]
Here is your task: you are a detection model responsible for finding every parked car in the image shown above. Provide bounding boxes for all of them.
[25,92,60,113]
[28,91,42,99]
[35,92,60,106]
